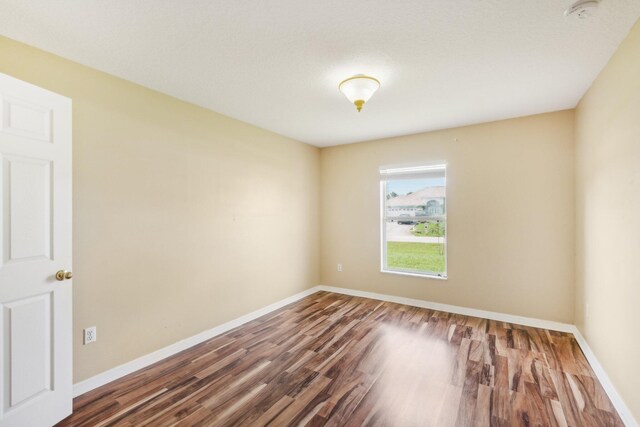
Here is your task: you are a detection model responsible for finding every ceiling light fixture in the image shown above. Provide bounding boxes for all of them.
[565,0,599,19]
[338,74,380,112]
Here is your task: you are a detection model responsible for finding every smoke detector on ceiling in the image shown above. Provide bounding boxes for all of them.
[565,0,600,19]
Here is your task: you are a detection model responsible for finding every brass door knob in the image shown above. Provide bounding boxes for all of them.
[55,270,73,281]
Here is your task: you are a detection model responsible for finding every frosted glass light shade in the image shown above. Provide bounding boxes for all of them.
[339,75,380,112]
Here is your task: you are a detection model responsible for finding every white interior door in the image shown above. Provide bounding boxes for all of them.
[0,73,72,427]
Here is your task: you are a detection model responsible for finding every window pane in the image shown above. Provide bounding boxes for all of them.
[382,169,446,277]
[385,220,446,275]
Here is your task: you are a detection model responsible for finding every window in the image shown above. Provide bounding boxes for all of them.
[380,164,447,278]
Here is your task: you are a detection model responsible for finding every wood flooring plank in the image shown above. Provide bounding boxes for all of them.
[56,291,625,427]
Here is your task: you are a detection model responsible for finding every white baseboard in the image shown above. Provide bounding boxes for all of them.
[72,286,322,397]
[317,285,638,427]
[73,284,637,427]
[569,327,638,427]
[317,285,574,333]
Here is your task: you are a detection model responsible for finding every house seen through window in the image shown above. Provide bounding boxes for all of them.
[380,164,447,278]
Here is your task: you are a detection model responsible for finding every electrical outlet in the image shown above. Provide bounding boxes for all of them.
[337,264,342,272]
[83,326,97,345]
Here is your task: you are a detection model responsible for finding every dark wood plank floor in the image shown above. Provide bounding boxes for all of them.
[57,291,623,426]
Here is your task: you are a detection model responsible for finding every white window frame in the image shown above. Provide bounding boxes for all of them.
[380,163,448,279]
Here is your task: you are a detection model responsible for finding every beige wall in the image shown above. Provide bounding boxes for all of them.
[320,111,575,323]
[575,20,640,421]
[0,36,320,382]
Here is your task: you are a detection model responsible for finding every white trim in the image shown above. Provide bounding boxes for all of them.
[380,180,386,273]
[380,164,446,175]
[317,285,573,332]
[317,285,638,427]
[569,327,638,427]
[72,284,638,427]
[380,268,448,280]
[72,286,322,397]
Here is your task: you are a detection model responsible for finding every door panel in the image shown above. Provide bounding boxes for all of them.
[0,72,72,427]
[5,156,52,262]
[1,97,52,143]
[6,293,52,407]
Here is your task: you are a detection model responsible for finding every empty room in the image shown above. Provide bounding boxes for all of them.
[0,0,639,426]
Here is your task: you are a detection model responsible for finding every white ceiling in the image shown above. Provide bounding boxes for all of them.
[1,1,639,147]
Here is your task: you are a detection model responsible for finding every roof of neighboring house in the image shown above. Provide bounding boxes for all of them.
[387,186,445,207]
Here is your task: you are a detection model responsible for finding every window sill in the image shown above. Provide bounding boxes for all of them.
[381,269,448,280]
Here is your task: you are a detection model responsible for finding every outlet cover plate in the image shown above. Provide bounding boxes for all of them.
[83,326,97,345]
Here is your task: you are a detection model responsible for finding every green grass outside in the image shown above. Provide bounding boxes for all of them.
[411,221,446,237]
[386,242,445,274]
